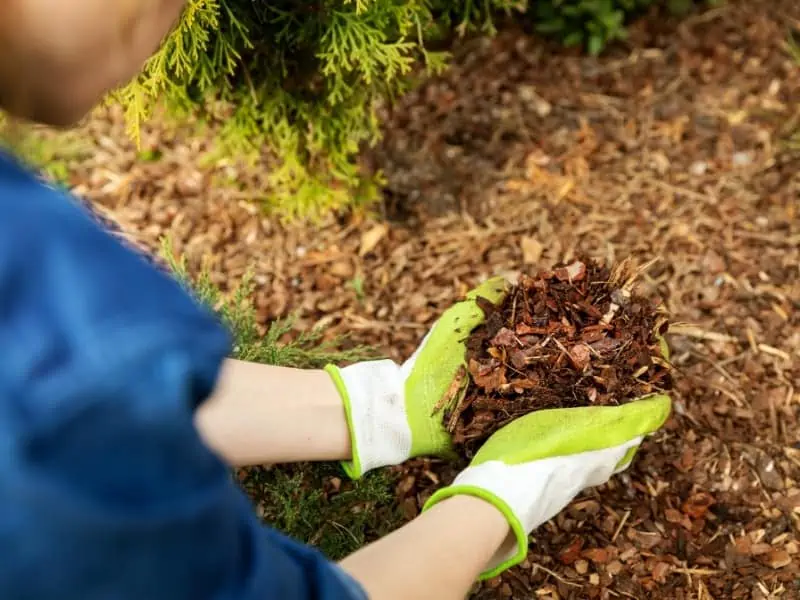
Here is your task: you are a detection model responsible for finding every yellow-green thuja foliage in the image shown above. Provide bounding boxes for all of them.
[114,0,704,220]
[115,0,457,219]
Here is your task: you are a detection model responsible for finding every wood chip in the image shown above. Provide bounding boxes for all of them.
[762,550,792,569]
[359,223,389,256]
[521,236,544,264]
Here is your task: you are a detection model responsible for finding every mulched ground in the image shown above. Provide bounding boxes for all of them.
[52,1,799,597]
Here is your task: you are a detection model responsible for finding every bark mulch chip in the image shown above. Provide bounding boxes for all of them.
[445,258,673,458]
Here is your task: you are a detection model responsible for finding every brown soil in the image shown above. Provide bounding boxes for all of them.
[447,258,673,457]
[45,0,799,597]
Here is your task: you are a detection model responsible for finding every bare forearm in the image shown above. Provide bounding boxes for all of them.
[195,359,351,466]
[340,495,513,600]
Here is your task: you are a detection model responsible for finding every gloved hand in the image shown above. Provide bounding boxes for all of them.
[421,393,672,579]
[325,277,509,479]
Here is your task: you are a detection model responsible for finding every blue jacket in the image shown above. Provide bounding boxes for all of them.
[0,152,366,600]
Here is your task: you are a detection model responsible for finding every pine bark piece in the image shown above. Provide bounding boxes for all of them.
[762,550,791,569]
[445,257,674,459]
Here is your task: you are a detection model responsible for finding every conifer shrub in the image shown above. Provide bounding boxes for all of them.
[534,0,653,56]
[163,239,402,556]
[115,0,458,220]
[116,0,702,219]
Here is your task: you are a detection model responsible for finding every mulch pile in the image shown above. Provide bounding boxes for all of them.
[445,258,672,456]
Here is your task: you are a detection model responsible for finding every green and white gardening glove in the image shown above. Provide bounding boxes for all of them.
[423,394,672,580]
[324,277,509,479]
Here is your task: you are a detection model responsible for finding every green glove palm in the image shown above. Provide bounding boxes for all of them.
[423,394,672,579]
[326,277,509,478]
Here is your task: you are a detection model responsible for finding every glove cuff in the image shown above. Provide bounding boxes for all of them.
[325,361,411,479]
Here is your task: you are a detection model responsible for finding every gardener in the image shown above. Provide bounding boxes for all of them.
[0,2,671,599]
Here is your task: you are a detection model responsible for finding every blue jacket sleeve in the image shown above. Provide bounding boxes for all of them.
[0,153,366,600]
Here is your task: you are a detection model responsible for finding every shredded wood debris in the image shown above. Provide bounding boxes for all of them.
[444,258,673,457]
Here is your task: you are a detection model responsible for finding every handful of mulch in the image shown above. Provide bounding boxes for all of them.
[441,257,674,459]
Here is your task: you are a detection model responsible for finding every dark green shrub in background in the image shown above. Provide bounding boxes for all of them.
[534,0,714,55]
[535,0,654,55]
[115,0,704,219]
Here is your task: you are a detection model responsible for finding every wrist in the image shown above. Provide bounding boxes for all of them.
[428,494,513,560]
[423,478,528,580]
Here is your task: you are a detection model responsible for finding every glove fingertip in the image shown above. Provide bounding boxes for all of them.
[465,276,510,304]
[638,393,673,433]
